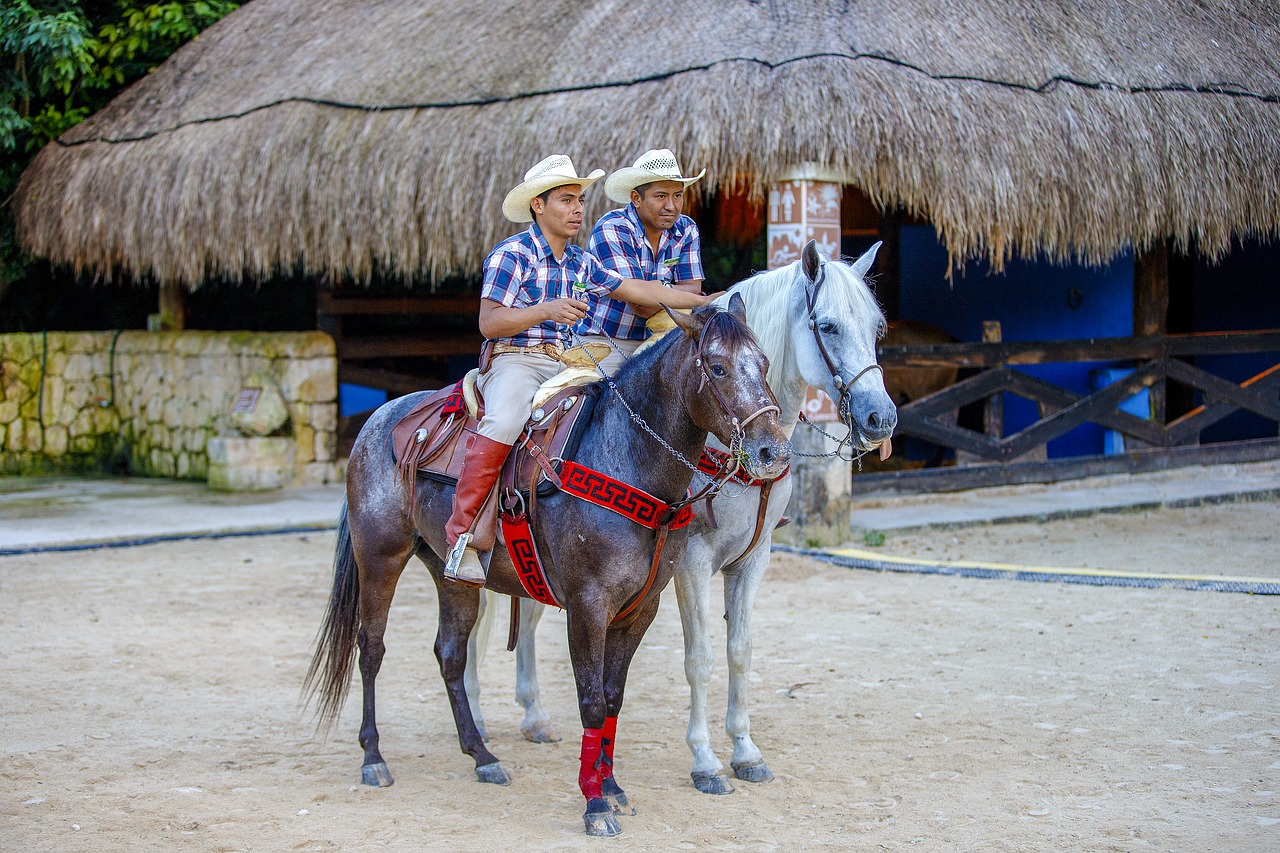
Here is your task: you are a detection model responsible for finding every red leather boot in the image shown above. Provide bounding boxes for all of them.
[443,433,511,587]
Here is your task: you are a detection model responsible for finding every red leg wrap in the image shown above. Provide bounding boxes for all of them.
[578,728,604,800]
[600,716,618,780]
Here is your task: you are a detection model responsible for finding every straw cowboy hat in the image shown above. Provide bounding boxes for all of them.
[604,148,706,204]
[502,154,604,223]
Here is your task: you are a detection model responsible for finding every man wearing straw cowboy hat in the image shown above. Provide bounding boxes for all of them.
[444,153,713,586]
[579,148,707,374]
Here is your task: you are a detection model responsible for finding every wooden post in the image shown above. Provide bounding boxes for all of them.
[1134,241,1171,425]
[154,280,187,331]
[768,169,846,538]
[982,320,1011,454]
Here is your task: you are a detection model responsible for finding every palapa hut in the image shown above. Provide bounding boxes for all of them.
[13,0,1280,490]
[17,0,1280,282]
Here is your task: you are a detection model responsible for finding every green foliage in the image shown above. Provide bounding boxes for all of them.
[0,0,236,319]
[862,529,886,547]
[1,1,236,152]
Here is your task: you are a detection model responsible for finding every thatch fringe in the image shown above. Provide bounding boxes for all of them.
[14,0,1280,287]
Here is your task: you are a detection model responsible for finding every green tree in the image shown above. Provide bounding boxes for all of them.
[1,0,237,309]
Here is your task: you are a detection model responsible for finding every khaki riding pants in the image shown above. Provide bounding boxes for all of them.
[475,351,565,444]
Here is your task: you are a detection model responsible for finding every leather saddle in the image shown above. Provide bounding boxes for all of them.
[391,367,600,500]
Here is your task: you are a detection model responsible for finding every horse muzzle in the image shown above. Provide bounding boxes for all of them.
[739,431,792,481]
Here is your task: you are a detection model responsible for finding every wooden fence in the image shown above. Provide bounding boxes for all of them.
[859,329,1280,493]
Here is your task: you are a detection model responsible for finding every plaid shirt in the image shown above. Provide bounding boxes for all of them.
[481,223,622,347]
[582,205,704,340]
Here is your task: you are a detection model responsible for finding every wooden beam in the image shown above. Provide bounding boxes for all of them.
[339,334,483,360]
[877,330,1280,368]
[850,438,1280,494]
[338,365,449,397]
[317,293,480,316]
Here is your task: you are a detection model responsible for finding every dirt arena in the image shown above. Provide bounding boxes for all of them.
[3,500,1278,851]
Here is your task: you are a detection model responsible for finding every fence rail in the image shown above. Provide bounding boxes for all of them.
[859,330,1280,493]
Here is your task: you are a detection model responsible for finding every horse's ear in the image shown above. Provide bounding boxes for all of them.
[801,239,821,282]
[726,291,747,322]
[664,304,702,339]
[851,240,883,279]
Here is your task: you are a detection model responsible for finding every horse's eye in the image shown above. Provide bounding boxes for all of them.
[818,322,838,335]
[710,363,728,378]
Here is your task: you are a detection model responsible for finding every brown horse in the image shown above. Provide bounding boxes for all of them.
[303,298,790,836]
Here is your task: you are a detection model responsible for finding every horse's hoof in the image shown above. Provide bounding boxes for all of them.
[692,770,735,795]
[602,777,636,816]
[732,760,775,784]
[521,720,561,744]
[475,761,511,785]
[583,798,622,837]
[361,762,394,787]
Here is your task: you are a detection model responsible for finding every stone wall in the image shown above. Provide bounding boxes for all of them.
[0,331,339,484]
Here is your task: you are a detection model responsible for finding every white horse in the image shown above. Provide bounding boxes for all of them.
[466,239,897,793]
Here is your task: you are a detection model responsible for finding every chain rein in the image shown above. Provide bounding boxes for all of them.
[573,313,777,499]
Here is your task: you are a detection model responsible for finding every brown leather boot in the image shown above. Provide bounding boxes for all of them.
[443,433,511,587]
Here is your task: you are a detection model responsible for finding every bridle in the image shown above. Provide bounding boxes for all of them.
[577,308,778,483]
[803,261,884,446]
[692,312,780,469]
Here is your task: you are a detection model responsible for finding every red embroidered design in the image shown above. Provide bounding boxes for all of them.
[559,461,694,529]
[500,513,560,607]
[441,380,465,415]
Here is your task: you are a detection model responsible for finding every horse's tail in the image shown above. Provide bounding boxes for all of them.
[302,498,361,731]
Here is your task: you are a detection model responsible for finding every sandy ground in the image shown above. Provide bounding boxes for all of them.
[2,501,1278,851]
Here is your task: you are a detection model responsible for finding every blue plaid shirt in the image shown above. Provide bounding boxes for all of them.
[481,223,622,347]
[582,205,704,340]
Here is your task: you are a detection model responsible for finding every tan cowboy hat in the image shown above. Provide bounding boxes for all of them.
[604,148,706,204]
[502,154,604,223]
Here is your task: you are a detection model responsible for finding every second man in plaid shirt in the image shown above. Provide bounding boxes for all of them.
[580,148,707,374]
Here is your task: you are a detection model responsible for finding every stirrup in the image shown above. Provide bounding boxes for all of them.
[444,533,475,583]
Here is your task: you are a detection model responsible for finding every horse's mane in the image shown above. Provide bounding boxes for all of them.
[612,305,756,387]
[726,256,886,391]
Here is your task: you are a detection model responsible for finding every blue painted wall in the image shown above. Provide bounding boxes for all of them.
[897,225,1136,458]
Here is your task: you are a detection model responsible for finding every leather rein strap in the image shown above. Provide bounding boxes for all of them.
[805,262,883,436]
[699,446,788,567]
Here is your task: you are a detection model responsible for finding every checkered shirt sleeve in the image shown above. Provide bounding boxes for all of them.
[480,230,619,347]
[580,211,705,340]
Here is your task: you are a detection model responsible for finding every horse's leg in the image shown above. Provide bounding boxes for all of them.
[723,552,775,784]
[349,531,416,788]
[673,551,734,794]
[463,589,498,742]
[514,598,560,743]
[423,547,509,785]
[566,606,620,837]
[595,600,661,819]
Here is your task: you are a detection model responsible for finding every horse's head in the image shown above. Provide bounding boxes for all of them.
[792,240,898,452]
[665,295,791,480]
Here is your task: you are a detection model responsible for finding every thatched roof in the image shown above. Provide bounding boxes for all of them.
[14,0,1280,286]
